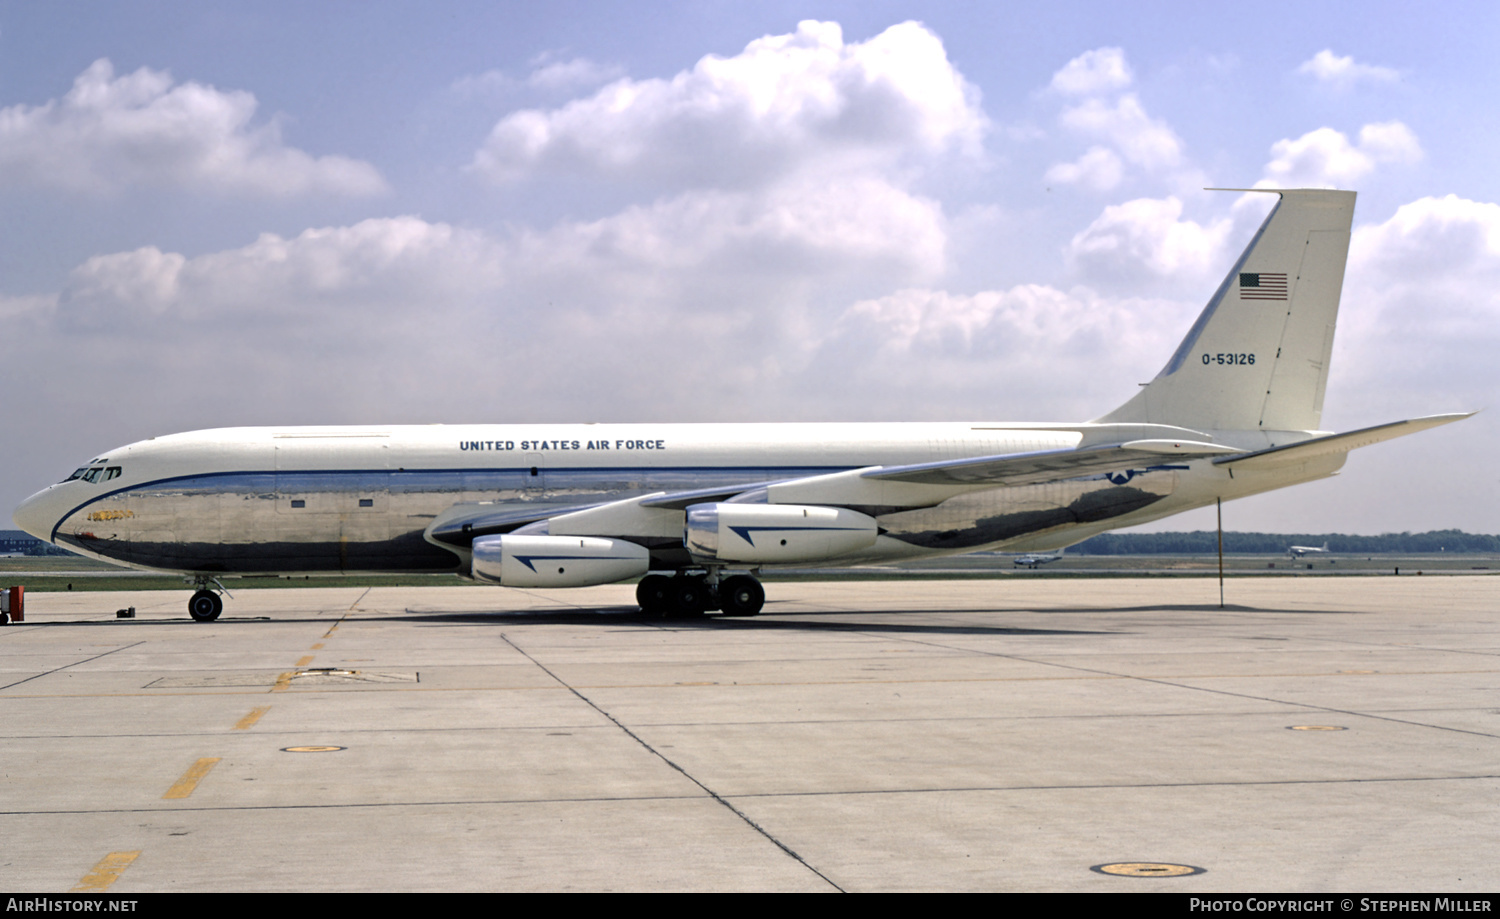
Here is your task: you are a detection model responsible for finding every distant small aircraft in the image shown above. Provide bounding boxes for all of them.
[1013,552,1063,568]
[1288,543,1330,558]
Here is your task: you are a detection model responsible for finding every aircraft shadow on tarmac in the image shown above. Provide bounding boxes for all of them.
[399,607,1116,636]
[8,601,1349,632]
[392,599,1362,634]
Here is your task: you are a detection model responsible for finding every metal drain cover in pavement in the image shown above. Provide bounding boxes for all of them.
[1092,862,1204,877]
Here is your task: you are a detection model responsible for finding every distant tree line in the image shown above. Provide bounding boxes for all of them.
[1072,529,1500,555]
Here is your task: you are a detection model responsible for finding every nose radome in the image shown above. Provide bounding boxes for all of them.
[13,486,63,542]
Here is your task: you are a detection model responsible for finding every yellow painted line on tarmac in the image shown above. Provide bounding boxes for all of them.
[310,642,324,650]
[271,672,294,692]
[234,706,270,730]
[72,850,141,892]
[295,655,315,667]
[162,757,221,799]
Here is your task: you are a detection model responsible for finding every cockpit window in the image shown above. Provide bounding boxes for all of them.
[64,465,122,484]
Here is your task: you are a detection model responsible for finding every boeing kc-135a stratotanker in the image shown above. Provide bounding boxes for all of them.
[12,190,1473,621]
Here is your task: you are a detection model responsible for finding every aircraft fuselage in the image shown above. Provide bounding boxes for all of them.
[14,421,1338,577]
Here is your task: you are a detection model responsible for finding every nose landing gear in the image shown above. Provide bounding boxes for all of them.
[186,577,231,622]
[188,590,223,622]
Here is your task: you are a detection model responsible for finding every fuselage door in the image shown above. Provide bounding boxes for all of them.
[523,452,545,498]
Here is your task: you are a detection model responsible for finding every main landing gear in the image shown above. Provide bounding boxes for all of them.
[636,572,765,619]
[186,577,230,622]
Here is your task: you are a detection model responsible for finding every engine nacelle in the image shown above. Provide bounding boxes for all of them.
[685,503,878,564]
[471,534,650,588]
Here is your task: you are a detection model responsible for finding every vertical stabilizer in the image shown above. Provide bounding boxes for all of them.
[1097,189,1355,432]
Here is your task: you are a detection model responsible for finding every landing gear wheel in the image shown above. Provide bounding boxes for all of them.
[188,590,223,622]
[667,576,709,619]
[636,574,672,615]
[719,575,765,617]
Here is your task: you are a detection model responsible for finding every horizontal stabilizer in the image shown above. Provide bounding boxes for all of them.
[864,440,1238,487]
[1214,413,1475,470]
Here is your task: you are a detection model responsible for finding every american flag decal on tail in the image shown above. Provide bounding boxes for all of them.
[1239,272,1288,300]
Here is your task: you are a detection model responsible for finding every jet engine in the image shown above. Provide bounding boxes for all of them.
[685,503,877,564]
[471,534,650,588]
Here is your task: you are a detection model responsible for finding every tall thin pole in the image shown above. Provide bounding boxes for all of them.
[1217,497,1225,608]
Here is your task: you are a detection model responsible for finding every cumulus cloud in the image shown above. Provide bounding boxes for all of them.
[56,218,499,332]
[1049,47,1133,96]
[808,284,1195,418]
[5,20,989,462]
[1345,196,1500,367]
[1066,196,1234,286]
[1292,193,1498,475]
[526,56,626,92]
[450,56,625,97]
[5,199,1187,491]
[1045,146,1124,190]
[0,59,387,196]
[1352,194,1500,283]
[1297,50,1400,89]
[1044,47,1184,189]
[1058,94,1183,171]
[1260,122,1422,187]
[470,20,985,190]
[449,69,515,97]
[9,165,948,430]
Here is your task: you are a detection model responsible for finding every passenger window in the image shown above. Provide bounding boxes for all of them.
[290,500,306,509]
[359,498,373,507]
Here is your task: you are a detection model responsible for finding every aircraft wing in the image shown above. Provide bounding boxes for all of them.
[425,501,605,547]
[429,414,1466,550]
[425,481,778,548]
[637,482,780,510]
[429,441,1240,549]
[861,439,1239,487]
[1213,413,1475,471]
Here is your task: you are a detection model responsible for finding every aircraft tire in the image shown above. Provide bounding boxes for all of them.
[636,575,672,615]
[718,575,764,617]
[188,590,223,622]
[667,577,708,619]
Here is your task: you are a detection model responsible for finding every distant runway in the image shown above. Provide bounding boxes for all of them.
[2,576,1497,892]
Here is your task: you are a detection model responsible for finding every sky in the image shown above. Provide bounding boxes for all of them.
[1,1,1494,536]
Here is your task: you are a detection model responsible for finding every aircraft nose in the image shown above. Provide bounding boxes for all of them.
[13,486,64,543]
